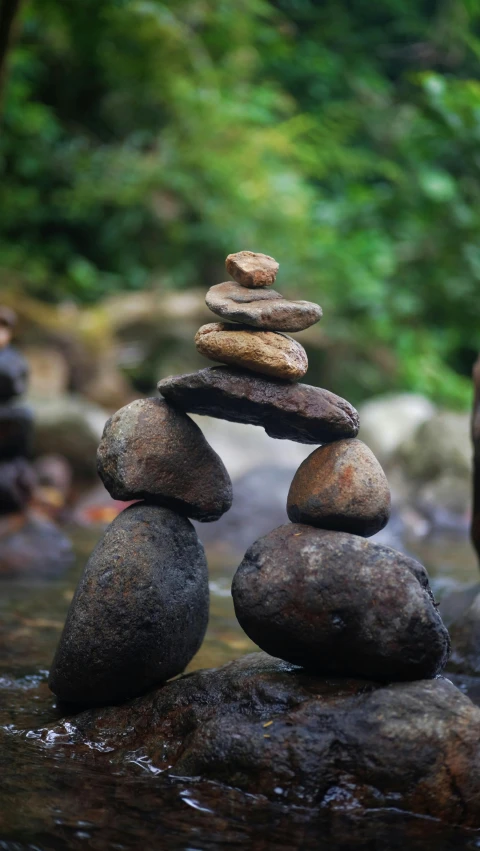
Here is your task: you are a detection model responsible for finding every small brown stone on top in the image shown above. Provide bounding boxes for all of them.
[226,251,279,288]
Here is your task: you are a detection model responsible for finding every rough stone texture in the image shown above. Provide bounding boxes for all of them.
[195,322,308,381]
[0,345,29,400]
[0,403,33,459]
[0,458,36,513]
[97,397,232,522]
[158,366,359,444]
[226,250,279,288]
[205,281,322,331]
[287,439,391,536]
[41,652,480,826]
[447,590,480,676]
[49,503,209,706]
[0,511,74,578]
[232,525,450,681]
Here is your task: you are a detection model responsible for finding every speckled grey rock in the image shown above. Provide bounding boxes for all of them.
[158,366,359,444]
[97,398,232,522]
[232,525,450,681]
[205,281,322,331]
[0,403,33,459]
[287,439,391,536]
[0,345,28,401]
[48,503,209,706]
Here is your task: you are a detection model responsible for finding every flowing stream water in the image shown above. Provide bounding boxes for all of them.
[1,524,480,850]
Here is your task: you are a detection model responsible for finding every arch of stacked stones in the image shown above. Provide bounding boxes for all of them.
[49,251,450,707]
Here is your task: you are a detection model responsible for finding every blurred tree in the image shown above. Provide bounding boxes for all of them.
[0,0,479,406]
[0,0,23,100]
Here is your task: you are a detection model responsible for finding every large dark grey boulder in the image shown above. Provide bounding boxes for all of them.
[97,397,232,522]
[40,653,480,826]
[232,525,450,681]
[0,345,28,401]
[48,503,209,706]
[158,366,359,444]
[0,458,36,513]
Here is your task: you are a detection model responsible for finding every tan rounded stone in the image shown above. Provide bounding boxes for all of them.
[195,322,308,381]
[225,251,279,288]
[287,438,391,536]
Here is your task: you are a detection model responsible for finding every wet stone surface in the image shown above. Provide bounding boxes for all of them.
[158,366,359,444]
[232,525,450,681]
[97,397,232,522]
[205,281,322,331]
[49,504,210,706]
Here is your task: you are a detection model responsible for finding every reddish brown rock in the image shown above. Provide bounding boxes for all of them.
[226,250,279,288]
[195,322,308,380]
[287,438,391,536]
[158,366,359,444]
[205,281,322,331]
[232,525,450,681]
[97,397,232,522]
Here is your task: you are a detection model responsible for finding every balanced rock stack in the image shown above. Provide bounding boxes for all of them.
[49,250,450,709]
[0,309,36,516]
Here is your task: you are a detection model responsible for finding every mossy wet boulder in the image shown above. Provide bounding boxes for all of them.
[48,503,209,706]
[97,397,232,522]
[232,525,450,681]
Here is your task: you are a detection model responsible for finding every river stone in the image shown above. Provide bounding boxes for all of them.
[205,281,322,331]
[195,323,308,381]
[42,652,480,826]
[158,367,359,444]
[97,397,232,522]
[226,250,279,288]
[0,458,36,513]
[48,503,209,706]
[0,346,29,400]
[0,403,33,459]
[232,525,450,681]
[287,439,391,536]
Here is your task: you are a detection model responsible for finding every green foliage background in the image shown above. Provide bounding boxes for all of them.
[1,0,479,405]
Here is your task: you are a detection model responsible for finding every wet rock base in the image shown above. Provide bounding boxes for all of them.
[42,652,480,828]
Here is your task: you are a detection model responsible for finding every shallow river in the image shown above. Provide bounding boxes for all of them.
[1,525,480,850]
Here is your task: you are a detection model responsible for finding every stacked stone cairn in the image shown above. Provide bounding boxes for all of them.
[0,308,36,518]
[49,250,450,708]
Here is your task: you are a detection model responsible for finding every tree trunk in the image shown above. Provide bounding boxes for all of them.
[472,355,480,563]
[0,0,23,105]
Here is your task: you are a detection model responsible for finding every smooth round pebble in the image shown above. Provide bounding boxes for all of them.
[287,438,391,536]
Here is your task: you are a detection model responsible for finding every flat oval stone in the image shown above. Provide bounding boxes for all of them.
[205,281,322,331]
[0,403,33,459]
[48,503,209,706]
[195,322,308,381]
[97,398,232,522]
[0,458,36,514]
[158,366,359,444]
[287,438,391,536]
[232,525,450,681]
[0,346,28,400]
[226,250,279,288]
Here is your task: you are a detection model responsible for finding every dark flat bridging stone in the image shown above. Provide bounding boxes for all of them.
[158,366,359,444]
